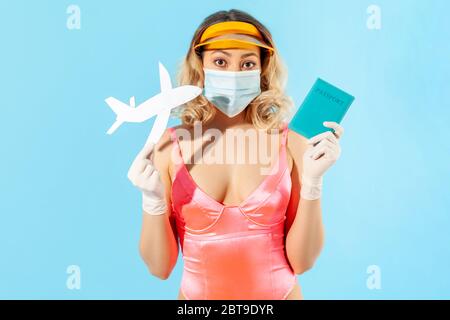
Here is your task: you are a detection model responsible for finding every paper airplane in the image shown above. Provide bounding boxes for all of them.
[105,61,202,144]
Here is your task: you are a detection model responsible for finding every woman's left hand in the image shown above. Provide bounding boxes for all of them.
[300,121,344,200]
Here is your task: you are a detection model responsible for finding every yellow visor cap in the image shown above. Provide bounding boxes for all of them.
[194,21,274,55]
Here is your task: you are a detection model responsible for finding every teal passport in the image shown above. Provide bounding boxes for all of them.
[288,78,355,139]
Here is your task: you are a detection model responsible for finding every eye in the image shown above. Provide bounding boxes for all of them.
[242,61,256,69]
[214,59,227,68]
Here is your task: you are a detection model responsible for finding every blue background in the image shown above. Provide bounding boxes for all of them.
[0,0,449,299]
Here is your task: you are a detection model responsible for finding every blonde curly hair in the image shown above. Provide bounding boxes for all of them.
[172,9,294,131]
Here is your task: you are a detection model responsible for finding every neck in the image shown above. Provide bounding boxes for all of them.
[209,106,249,130]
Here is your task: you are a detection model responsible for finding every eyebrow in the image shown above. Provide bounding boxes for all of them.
[211,50,258,59]
[240,52,258,59]
[211,50,231,57]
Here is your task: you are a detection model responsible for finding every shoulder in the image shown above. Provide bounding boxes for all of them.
[166,123,195,141]
[153,124,192,180]
[286,128,309,153]
[152,127,176,175]
[286,127,309,172]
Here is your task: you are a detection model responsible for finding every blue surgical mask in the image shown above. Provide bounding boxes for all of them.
[203,68,261,117]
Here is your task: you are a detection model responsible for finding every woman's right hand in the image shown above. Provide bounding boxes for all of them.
[127,141,167,215]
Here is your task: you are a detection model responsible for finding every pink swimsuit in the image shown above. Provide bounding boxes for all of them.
[168,123,297,300]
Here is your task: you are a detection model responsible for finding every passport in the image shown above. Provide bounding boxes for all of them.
[288,78,355,139]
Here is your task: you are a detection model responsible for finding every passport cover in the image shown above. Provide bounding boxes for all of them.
[288,78,355,139]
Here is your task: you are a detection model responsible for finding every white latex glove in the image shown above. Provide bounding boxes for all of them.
[127,141,167,215]
[301,121,344,200]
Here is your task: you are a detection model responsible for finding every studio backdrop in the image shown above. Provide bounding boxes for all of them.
[0,0,449,299]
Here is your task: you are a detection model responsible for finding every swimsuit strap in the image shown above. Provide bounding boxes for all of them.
[281,121,289,146]
[168,126,178,145]
[168,127,184,175]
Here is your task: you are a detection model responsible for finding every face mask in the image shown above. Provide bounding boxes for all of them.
[203,68,261,117]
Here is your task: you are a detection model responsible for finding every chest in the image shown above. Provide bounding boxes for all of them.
[169,134,293,206]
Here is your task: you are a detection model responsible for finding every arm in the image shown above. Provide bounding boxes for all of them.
[285,122,343,274]
[285,130,325,274]
[139,211,179,280]
[132,129,179,280]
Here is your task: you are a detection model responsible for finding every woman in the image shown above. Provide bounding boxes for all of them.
[127,9,344,300]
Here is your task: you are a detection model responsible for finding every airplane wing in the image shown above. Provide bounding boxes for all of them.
[104,97,131,115]
[164,85,203,107]
[107,120,124,135]
[146,108,171,145]
[159,62,172,92]
[133,85,202,121]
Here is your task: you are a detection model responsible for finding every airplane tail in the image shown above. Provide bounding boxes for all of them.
[105,96,135,134]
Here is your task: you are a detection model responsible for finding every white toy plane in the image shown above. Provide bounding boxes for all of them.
[105,61,202,143]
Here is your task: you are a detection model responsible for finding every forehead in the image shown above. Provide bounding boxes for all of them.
[203,48,261,58]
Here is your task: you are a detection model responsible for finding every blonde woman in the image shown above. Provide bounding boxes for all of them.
[127,9,344,300]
